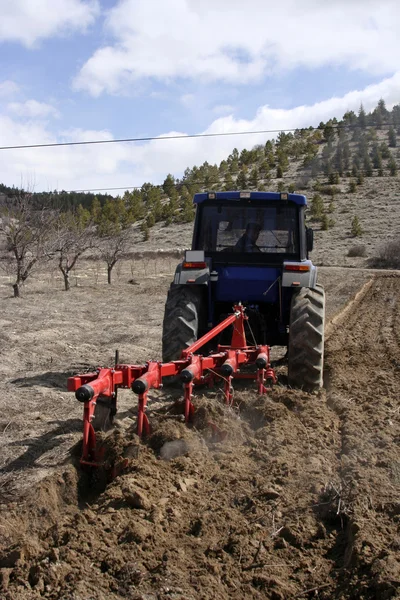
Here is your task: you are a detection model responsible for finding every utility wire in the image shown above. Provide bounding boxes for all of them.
[0,123,394,152]
[57,168,396,194]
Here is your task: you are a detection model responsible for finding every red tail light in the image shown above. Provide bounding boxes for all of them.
[284,264,310,272]
[182,262,207,269]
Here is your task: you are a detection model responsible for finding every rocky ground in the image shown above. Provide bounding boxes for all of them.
[0,261,399,599]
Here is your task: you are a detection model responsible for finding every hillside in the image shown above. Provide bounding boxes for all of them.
[126,100,400,268]
[1,101,400,274]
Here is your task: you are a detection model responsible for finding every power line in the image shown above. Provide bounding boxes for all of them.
[0,123,393,152]
[49,169,396,194]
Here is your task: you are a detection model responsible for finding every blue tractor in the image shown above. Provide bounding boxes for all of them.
[162,191,325,392]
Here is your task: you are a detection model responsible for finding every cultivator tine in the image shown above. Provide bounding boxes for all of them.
[137,392,150,437]
[183,382,195,422]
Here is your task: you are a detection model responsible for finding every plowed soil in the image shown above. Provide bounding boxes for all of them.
[0,266,399,599]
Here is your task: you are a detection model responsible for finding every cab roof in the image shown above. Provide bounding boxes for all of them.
[193,191,307,206]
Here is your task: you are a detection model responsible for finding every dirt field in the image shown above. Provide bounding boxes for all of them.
[0,261,399,599]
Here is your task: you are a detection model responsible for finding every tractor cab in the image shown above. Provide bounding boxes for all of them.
[192,191,312,265]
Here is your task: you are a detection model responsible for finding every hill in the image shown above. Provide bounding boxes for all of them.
[127,100,400,267]
[1,99,400,272]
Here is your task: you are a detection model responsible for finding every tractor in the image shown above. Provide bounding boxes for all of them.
[68,190,325,467]
[162,191,325,392]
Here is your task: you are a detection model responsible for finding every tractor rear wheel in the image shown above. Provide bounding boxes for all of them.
[162,284,204,363]
[288,284,325,392]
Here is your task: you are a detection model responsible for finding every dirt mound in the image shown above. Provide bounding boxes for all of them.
[1,274,400,599]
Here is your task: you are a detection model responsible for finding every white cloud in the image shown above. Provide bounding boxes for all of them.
[0,72,399,194]
[8,100,60,119]
[0,80,20,97]
[0,0,99,47]
[74,0,400,96]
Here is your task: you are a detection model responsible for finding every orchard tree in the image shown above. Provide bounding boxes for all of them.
[96,199,132,284]
[0,191,55,297]
[53,205,94,291]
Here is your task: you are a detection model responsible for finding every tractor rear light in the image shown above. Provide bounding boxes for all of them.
[240,192,251,199]
[284,264,310,272]
[183,262,207,269]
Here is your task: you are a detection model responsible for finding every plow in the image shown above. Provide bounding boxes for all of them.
[68,191,325,471]
[68,303,277,468]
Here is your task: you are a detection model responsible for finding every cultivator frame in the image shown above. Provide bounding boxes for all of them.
[68,305,277,467]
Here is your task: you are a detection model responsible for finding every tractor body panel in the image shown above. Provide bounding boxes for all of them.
[171,191,318,346]
[213,265,281,303]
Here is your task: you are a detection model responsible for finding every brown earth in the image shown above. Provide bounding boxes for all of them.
[0,262,399,599]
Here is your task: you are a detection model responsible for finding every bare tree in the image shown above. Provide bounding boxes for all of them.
[53,208,94,291]
[98,226,131,284]
[0,191,54,297]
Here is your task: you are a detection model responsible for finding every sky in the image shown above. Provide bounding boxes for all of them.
[0,0,399,194]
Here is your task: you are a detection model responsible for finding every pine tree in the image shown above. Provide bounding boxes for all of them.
[380,142,390,159]
[388,126,397,148]
[224,173,234,191]
[351,216,363,237]
[310,194,324,219]
[321,213,330,230]
[249,167,259,188]
[146,212,155,228]
[363,155,373,177]
[259,160,270,178]
[371,146,382,170]
[276,165,283,178]
[162,174,175,197]
[236,169,248,189]
[180,196,195,222]
[358,104,367,129]
[388,155,398,176]
[141,222,149,241]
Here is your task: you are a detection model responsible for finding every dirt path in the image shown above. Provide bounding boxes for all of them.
[0,270,399,599]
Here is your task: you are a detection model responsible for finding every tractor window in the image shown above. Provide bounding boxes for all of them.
[197,203,299,255]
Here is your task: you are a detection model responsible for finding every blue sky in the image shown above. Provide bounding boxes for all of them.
[0,0,399,193]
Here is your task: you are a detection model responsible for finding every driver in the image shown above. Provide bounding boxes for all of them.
[235,222,262,253]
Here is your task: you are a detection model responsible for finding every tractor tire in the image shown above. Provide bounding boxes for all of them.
[288,284,325,393]
[162,284,203,363]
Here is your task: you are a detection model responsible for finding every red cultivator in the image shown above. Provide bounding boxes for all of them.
[68,305,277,467]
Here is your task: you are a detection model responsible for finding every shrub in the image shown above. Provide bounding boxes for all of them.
[374,238,400,268]
[351,216,363,237]
[310,194,324,219]
[349,180,357,193]
[321,214,335,230]
[347,245,367,257]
